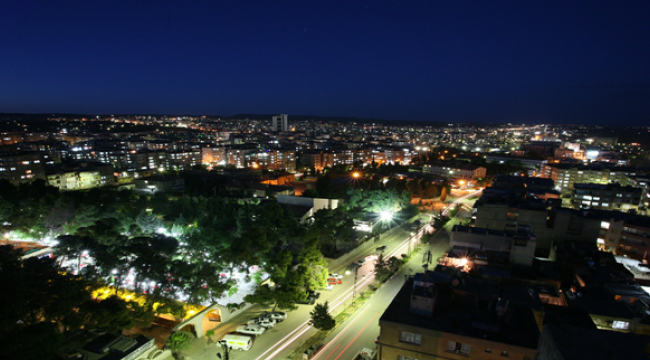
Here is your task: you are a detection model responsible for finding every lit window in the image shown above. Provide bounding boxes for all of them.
[399,331,421,345]
[447,341,470,355]
[612,321,629,330]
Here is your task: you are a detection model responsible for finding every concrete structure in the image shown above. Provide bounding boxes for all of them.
[272,114,289,132]
[448,225,537,266]
[56,331,166,360]
[571,183,644,212]
[541,162,638,193]
[378,271,540,360]
[0,151,49,184]
[277,195,339,224]
[422,160,487,179]
[46,162,114,190]
[536,324,650,360]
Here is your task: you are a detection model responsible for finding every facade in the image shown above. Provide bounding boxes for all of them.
[46,162,115,190]
[0,151,49,184]
[541,162,636,193]
[378,271,540,360]
[422,161,486,179]
[272,114,289,132]
[571,183,644,212]
[448,225,537,266]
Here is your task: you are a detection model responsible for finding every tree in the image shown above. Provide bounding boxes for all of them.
[440,187,448,202]
[309,302,336,331]
[85,296,134,333]
[373,254,391,283]
[165,331,193,359]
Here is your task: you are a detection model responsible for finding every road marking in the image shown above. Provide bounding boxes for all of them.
[333,312,378,360]
[322,344,340,360]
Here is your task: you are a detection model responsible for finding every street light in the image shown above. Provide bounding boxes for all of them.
[380,211,392,222]
[353,172,360,178]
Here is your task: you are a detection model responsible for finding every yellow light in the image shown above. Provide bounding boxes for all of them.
[459,180,465,185]
[353,172,360,178]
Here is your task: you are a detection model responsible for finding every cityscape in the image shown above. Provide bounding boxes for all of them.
[1,2,650,360]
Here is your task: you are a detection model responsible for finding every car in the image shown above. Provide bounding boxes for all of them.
[236,324,266,335]
[355,258,367,267]
[327,276,342,285]
[329,273,343,279]
[325,283,334,291]
[297,291,321,305]
[247,317,277,328]
[264,311,287,322]
[376,245,388,253]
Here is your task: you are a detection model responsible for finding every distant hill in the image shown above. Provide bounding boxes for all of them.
[0,112,447,127]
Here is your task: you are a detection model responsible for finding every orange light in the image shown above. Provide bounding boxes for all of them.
[353,172,360,178]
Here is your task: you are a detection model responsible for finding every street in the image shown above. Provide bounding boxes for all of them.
[200,190,480,360]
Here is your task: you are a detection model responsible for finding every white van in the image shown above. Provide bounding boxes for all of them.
[221,334,254,351]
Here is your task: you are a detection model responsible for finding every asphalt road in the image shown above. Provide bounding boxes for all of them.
[207,190,480,360]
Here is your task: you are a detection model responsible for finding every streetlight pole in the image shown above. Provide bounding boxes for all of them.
[352,264,359,306]
[217,340,230,360]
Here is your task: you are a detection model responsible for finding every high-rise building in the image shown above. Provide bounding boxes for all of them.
[272,114,288,132]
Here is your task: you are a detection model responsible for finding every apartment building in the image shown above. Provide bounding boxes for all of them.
[0,151,50,184]
[571,183,644,212]
[378,271,540,360]
[46,162,114,190]
[422,160,486,179]
[540,162,636,193]
[201,146,227,166]
[447,225,537,266]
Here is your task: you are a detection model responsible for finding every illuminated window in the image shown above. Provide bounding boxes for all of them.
[447,341,470,355]
[399,331,421,345]
[612,321,629,330]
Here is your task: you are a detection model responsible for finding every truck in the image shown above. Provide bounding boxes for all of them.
[236,324,266,336]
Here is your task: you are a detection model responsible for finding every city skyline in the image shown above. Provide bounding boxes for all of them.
[1,1,649,125]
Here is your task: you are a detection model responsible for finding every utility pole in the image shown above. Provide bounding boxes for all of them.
[352,264,359,305]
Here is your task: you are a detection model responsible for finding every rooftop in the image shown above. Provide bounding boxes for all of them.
[381,275,540,350]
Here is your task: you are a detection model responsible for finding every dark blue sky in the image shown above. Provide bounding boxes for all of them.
[1,1,649,125]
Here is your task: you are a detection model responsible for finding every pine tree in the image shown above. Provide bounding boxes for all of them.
[309,302,336,331]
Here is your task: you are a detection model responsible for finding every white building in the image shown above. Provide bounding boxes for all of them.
[272,114,289,132]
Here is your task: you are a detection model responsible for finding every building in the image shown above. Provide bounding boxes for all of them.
[378,270,540,360]
[571,183,644,212]
[56,331,162,360]
[0,151,49,184]
[447,225,537,266]
[272,114,289,132]
[536,324,650,360]
[46,162,114,190]
[277,195,339,224]
[541,162,637,193]
[422,161,487,179]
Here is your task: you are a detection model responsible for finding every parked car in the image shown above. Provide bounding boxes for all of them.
[327,276,342,285]
[297,291,321,305]
[247,317,277,328]
[325,283,334,291]
[376,245,388,253]
[329,273,343,279]
[355,258,367,267]
[264,311,287,322]
[236,324,266,336]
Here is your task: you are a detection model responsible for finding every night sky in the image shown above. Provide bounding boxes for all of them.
[1,1,649,125]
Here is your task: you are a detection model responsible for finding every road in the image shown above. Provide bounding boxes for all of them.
[206,190,481,360]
